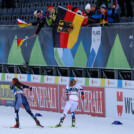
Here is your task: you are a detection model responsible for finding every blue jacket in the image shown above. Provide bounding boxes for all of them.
[91,9,118,23]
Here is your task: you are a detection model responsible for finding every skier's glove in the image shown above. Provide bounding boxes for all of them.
[81,95,84,100]
[66,95,69,100]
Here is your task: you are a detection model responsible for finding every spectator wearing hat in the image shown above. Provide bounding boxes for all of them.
[46,6,57,26]
[73,7,88,26]
[67,5,73,11]
[91,4,118,26]
[96,0,108,10]
[85,3,98,25]
[29,10,46,37]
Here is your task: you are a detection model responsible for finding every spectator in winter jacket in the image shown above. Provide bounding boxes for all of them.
[91,4,118,26]
[73,7,88,26]
[85,3,99,25]
[46,6,57,26]
[67,5,73,11]
[29,10,46,37]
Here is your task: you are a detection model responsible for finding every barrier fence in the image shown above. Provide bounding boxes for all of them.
[0,73,134,120]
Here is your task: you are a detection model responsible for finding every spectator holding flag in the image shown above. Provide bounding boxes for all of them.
[29,10,46,37]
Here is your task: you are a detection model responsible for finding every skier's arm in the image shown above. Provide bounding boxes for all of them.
[78,85,84,100]
[23,85,32,91]
[66,86,69,100]
[81,89,84,100]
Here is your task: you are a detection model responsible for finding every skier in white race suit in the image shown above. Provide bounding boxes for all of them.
[56,79,84,127]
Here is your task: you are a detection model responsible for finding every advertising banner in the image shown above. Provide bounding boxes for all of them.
[106,88,134,120]
[23,82,59,112]
[59,85,105,117]
[0,26,134,69]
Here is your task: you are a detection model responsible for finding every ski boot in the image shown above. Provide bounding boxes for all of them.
[55,118,64,127]
[34,117,44,128]
[11,119,20,128]
[72,118,75,127]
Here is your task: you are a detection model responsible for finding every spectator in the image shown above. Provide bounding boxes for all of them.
[29,10,46,37]
[96,0,109,10]
[91,4,118,26]
[67,5,73,11]
[46,6,57,26]
[73,7,88,26]
[85,3,99,25]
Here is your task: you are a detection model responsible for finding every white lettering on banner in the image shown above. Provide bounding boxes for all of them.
[24,86,57,109]
[89,27,101,67]
[60,87,103,114]
[77,91,103,113]
[61,88,66,109]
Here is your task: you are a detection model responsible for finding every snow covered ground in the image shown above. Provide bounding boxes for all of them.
[0,106,133,134]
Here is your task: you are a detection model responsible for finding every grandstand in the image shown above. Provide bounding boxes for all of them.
[0,0,134,80]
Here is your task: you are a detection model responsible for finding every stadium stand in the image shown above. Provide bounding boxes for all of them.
[0,0,133,80]
[0,0,133,24]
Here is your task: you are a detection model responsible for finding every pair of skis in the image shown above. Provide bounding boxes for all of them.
[4,124,44,129]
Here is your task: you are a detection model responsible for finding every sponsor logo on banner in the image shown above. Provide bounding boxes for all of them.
[23,82,58,112]
[106,88,134,120]
[59,85,105,117]
[59,77,69,85]
[123,80,134,89]
[117,92,123,116]
[45,76,55,83]
[0,85,14,100]
[105,79,117,88]
[18,74,27,82]
[90,78,101,87]
[5,100,14,106]
[31,75,41,83]
[75,78,85,86]
[88,27,101,67]
[5,74,14,81]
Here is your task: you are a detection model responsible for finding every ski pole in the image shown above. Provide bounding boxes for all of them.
[84,98,102,101]
[28,98,37,104]
[23,35,34,42]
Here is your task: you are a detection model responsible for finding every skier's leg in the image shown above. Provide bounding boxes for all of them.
[56,101,72,127]
[71,102,78,127]
[22,95,41,126]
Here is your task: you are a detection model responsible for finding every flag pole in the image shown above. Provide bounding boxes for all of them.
[24,35,35,42]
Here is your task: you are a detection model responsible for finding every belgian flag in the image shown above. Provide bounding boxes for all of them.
[53,6,84,49]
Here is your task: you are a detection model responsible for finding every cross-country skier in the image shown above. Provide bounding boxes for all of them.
[10,78,43,128]
[56,79,84,127]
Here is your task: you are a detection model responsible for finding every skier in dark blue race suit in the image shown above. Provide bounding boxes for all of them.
[10,78,43,128]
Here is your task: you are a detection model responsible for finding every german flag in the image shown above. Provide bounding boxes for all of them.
[53,6,84,49]
[17,19,30,28]
[16,38,26,48]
